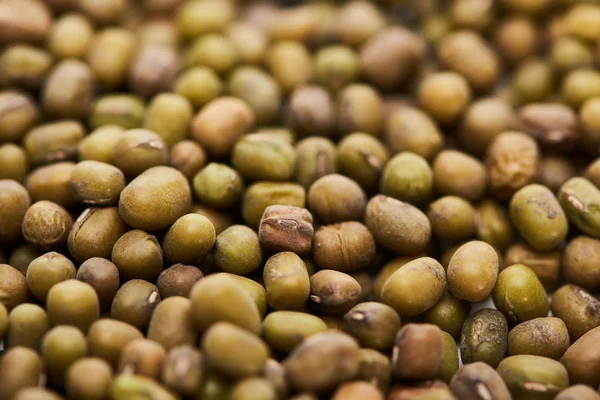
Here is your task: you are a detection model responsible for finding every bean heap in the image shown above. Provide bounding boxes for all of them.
[1,0,600,399]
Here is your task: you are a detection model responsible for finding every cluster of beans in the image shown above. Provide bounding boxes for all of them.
[1,0,600,399]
